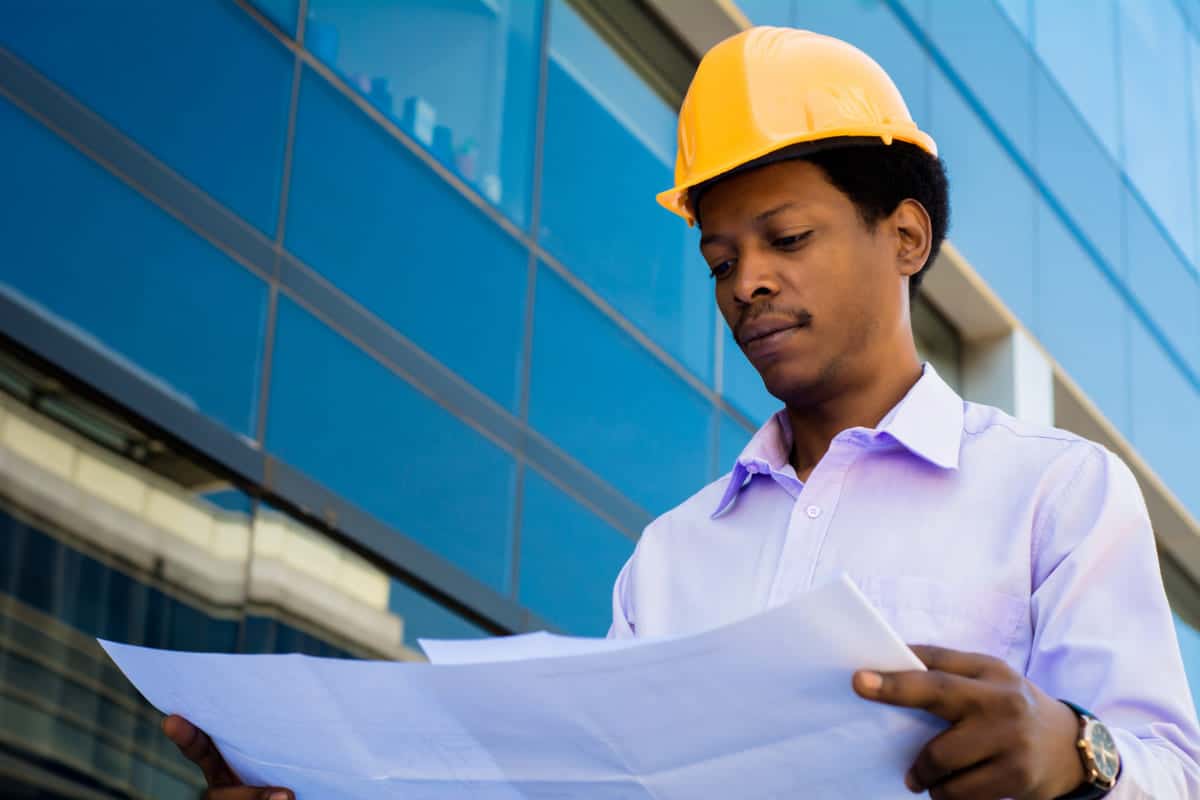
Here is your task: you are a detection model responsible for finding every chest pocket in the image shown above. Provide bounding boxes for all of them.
[851,574,1028,663]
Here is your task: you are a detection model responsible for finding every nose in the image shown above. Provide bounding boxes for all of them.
[732,245,781,306]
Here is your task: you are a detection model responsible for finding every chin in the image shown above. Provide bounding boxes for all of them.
[756,358,836,407]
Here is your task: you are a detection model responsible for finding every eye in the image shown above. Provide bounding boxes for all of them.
[708,259,736,280]
[772,231,812,250]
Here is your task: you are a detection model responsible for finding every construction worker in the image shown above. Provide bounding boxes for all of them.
[163,26,1200,800]
[605,26,1200,799]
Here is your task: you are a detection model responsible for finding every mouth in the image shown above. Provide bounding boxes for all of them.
[737,315,812,357]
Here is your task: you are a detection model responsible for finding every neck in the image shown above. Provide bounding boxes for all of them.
[785,351,923,481]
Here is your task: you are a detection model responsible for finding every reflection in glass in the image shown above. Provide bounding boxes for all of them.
[0,346,457,796]
[529,266,712,515]
[539,0,713,383]
[303,0,542,227]
[1116,0,1196,268]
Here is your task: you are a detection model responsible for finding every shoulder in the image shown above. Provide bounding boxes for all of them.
[961,400,1111,475]
[639,473,737,543]
[962,401,1143,529]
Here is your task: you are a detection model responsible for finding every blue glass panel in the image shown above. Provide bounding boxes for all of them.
[286,69,528,410]
[267,297,517,593]
[1191,36,1200,265]
[718,413,755,477]
[722,326,781,426]
[518,471,634,635]
[1125,192,1200,376]
[792,0,930,125]
[737,0,792,23]
[1032,70,1122,273]
[1130,322,1200,518]
[539,0,713,383]
[994,0,1031,37]
[1117,0,1196,266]
[389,580,490,648]
[1032,0,1120,160]
[0,98,268,435]
[1034,198,1130,431]
[250,0,299,35]
[303,0,541,227]
[529,266,712,514]
[928,0,1033,158]
[0,2,293,236]
[930,70,1036,324]
[1173,614,1200,720]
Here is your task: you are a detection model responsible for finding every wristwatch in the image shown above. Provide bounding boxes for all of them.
[1057,700,1120,799]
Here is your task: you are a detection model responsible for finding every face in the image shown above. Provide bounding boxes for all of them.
[697,159,929,406]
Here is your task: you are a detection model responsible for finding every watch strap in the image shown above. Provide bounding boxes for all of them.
[1056,700,1115,800]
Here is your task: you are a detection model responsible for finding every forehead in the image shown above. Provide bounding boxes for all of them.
[696,159,845,231]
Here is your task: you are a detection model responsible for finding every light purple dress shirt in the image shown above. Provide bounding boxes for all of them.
[608,365,1200,797]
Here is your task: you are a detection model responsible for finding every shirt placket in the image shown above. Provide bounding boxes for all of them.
[765,438,860,606]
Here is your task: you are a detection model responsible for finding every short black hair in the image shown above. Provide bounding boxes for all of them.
[692,140,950,299]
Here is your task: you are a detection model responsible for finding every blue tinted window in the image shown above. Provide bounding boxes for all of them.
[303,0,541,228]
[1032,70,1123,273]
[1190,36,1200,265]
[1033,0,1120,160]
[528,266,712,514]
[994,0,1031,37]
[389,579,490,648]
[930,70,1036,324]
[1130,323,1200,518]
[736,0,792,24]
[250,0,299,35]
[0,98,267,434]
[1117,0,1196,266]
[1125,192,1200,376]
[718,413,755,476]
[267,297,517,593]
[1034,199,1130,431]
[792,0,930,125]
[928,0,1033,158]
[539,0,713,383]
[0,2,293,236]
[518,471,634,635]
[286,69,528,410]
[722,326,781,426]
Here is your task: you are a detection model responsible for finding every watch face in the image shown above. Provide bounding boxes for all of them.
[1088,720,1121,782]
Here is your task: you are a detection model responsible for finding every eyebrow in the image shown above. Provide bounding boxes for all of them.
[699,202,801,248]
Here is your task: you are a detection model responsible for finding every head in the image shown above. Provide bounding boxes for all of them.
[695,141,950,406]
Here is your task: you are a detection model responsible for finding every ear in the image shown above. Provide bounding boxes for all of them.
[889,198,932,279]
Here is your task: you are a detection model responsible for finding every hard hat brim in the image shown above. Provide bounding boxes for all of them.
[657,128,939,227]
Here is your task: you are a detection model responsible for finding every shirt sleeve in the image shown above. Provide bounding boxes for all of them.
[606,551,637,639]
[1027,444,1200,798]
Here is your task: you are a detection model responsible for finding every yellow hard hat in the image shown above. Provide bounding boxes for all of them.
[658,26,938,225]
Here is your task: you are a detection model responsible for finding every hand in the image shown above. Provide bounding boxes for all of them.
[163,715,295,800]
[852,646,1085,800]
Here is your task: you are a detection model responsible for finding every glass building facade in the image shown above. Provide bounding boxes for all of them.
[0,0,1198,796]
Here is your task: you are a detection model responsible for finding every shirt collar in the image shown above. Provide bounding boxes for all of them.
[711,364,964,518]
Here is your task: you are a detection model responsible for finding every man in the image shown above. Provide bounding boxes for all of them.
[166,26,1200,800]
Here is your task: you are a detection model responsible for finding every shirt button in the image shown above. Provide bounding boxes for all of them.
[806,505,821,519]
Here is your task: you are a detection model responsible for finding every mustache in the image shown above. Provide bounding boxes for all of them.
[733,303,813,341]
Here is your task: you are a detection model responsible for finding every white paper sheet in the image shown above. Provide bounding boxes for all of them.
[101,574,944,799]
[419,630,668,665]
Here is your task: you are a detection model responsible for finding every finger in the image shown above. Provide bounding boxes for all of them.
[853,668,980,722]
[163,715,238,787]
[925,758,1014,800]
[205,788,294,800]
[909,645,1004,679]
[908,720,1001,793]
